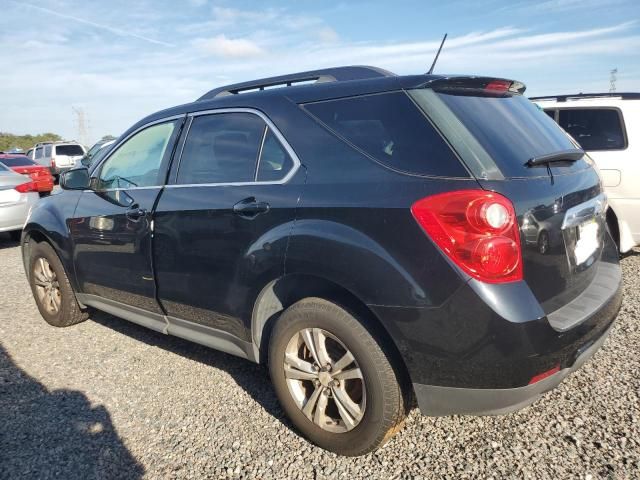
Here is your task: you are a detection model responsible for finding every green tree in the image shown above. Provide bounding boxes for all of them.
[0,132,63,153]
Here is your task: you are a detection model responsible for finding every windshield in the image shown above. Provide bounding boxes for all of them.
[0,156,35,167]
[410,89,589,179]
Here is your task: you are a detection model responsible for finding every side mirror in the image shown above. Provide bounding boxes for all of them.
[60,167,91,190]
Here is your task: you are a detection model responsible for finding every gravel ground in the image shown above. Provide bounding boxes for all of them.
[0,232,638,479]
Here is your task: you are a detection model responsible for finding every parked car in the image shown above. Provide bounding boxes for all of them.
[21,66,622,456]
[27,141,86,178]
[531,93,639,253]
[81,139,116,168]
[0,162,39,241]
[0,153,55,194]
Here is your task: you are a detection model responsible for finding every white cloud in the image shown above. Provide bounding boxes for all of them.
[193,35,264,58]
[316,27,340,44]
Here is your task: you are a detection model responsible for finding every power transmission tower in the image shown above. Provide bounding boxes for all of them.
[609,68,618,93]
[71,106,90,146]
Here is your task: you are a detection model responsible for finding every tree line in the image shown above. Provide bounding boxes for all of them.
[0,132,63,152]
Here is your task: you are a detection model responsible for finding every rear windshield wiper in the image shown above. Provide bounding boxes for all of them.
[526,149,585,167]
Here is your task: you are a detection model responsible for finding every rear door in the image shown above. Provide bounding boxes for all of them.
[153,109,303,342]
[410,85,608,313]
[71,118,182,316]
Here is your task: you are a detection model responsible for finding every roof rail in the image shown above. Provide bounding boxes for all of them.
[530,92,640,102]
[197,65,396,101]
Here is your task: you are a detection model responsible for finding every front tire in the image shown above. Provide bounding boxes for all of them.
[28,241,88,327]
[268,298,407,456]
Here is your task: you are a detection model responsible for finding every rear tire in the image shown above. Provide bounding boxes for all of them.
[268,297,407,456]
[28,241,88,327]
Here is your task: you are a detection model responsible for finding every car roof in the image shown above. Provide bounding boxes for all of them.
[132,65,524,131]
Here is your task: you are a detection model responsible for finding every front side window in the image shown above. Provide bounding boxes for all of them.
[98,121,176,189]
[177,113,264,185]
[557,108,626,151]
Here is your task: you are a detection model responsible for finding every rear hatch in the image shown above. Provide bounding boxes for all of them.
[54,144,85,168]
[409,79,608,314]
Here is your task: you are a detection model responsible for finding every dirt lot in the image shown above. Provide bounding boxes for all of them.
[1,233,638,479]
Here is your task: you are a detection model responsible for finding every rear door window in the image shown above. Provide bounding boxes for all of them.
[557,108,626,151]
[44,145,52,157]
[55,144,84,156]
[303,92,469,177]
[34,147,43,159]
[177,113,264,185]
[256,129,294,182]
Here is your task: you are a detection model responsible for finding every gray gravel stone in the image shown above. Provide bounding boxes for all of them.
[0,233,638,478]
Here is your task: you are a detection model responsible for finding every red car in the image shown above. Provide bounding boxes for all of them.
[0,154,54,194]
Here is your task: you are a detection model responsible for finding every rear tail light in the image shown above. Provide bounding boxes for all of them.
[411,190,523,283]
[51,157,56,169]
[528,364,560,385]
[15,181,38,193]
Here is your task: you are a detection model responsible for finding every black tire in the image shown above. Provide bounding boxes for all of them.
[28,241,88,327]
[268,297,407,456]
[9,230,21,242]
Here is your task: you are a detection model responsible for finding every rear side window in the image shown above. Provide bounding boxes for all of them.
[55,144,84,156]
[557,109,626,151]
[257,129,294,182]
[177,113,264,184]
[303,92,468,177]
[0,156,34,167]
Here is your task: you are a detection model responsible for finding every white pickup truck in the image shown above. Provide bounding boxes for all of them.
[532,93,639,253]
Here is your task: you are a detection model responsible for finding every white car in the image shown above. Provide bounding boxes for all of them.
[0,162,39,241]
[26,141,87,178]
[532,93,640,253]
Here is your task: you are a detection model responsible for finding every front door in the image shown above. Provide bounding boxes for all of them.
[153,111,303,341]
[71,118,182,314]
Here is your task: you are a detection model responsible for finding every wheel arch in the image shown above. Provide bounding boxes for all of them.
[251,273,412,391]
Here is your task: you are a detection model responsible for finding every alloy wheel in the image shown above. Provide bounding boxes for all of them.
[32,257,61,314]
[283,328,366,433]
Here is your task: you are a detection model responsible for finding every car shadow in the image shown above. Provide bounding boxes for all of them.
[0,232,20,249]
[0,343,144,479]
[88,310,291,428]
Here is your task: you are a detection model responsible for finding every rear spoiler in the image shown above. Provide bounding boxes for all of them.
[421,76,526,95]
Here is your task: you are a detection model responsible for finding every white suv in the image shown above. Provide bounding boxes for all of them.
[26,141,86,178]
[532,93,639,253]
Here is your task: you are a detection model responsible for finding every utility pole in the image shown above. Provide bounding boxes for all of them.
[609,68,618,93]
[71,106,90,146]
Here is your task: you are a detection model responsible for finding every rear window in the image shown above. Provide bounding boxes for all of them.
[557,108,626,151]
[411,89,585,179]
[303,92,469,177]
[0,156,34,167]
[55,144,84,156]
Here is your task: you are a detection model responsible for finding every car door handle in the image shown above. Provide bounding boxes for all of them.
[233,197,270,218]
[126,206,147,221]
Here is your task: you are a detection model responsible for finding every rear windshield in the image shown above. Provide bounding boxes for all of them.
[556,108,626,151]
[0,156,34,167]
[55,144,84,156]
[411,89,588,179]
[303,92,469,177]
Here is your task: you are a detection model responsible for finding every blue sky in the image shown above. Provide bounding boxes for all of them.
[1,0,639,143]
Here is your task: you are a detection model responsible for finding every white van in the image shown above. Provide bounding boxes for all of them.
[532,93,640,253]
[27,141,86,178]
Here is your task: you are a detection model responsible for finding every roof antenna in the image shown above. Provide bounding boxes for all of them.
[427,33,448,75]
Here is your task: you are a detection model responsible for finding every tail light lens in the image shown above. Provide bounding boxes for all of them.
[51,157,56,169]
[15,181,38,193]
[411,190,523,283]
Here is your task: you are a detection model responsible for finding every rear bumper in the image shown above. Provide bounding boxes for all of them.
[413,319,614,415]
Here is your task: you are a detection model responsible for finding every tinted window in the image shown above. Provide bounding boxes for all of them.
[55,144,84,156]
[304,92,467,177]
[34,147,43,159]
[177,113,264,184]
[0,156,34,167]
[257,129,294,181]
[544,109,556,120]
[558,109,626,151]
[99,121,176,189]
[44,145,52,156]
[421,90,582,178]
